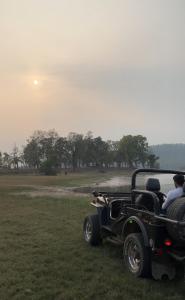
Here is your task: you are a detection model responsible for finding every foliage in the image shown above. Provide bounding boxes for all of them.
[118,135,158,168]
[11,145,22,169]
[0,130,159,172]
[40,159,58,175]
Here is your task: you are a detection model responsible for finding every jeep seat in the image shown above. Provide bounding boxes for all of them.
[135,178,163,211]
[146,178,160,192]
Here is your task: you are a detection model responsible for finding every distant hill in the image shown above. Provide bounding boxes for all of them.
[150,144,185,170]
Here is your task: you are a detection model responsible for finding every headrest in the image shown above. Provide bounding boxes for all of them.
[146,178,160,192]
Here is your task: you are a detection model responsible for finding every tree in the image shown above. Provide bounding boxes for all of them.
[40,159,57,175]
[110,141,123,168]
[11,145,21,169]
[20,130,160,172]
[119,135,137,168]
[92,137,109,168]
[24,129,59,170]
[40,130,59,161]
[2,152,11,169]
[119,135,149,168]
[54,137,71,169]
[106,140,117,168]
[134,135,149,167]
[82,131,95,167]
[67,133,84,171]
[147,153,159,168]
[0,152,2,168]
[24,139,42,168]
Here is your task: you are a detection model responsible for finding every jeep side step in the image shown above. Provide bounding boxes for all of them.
[101,225,119,239]
[106,236,123,245]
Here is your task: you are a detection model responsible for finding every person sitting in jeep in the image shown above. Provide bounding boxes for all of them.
[162,174,185,210]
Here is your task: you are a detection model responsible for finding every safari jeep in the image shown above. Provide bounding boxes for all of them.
[83,169,185,280]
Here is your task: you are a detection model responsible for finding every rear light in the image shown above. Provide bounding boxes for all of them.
[155,248,163,256]
[164,239,172,247]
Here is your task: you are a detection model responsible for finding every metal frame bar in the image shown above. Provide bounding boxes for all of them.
[131,189,161,214]
[131,168,185,190]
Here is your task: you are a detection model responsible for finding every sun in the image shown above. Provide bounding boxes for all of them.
[33,79,39,85]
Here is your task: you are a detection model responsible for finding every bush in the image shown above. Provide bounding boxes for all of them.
[39,160,58,176]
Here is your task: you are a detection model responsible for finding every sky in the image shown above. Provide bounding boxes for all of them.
[1,0,185,151]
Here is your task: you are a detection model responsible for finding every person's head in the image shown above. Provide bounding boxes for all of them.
[173,174,185,188]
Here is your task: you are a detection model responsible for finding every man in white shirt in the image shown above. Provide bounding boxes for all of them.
[162,174,184,210]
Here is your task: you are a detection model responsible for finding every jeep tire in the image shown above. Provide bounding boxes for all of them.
[123,233,151,277]
[167,197,185,241]
[83,214,102,246]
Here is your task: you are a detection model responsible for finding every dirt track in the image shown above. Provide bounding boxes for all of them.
[13,186,89,198]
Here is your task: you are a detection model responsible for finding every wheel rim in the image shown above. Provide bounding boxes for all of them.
[127,240,141,273]
[84,220,92,242]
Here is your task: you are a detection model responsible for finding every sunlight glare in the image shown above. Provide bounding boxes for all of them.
[33,80,39,85]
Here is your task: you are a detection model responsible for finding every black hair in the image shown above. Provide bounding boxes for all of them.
[173,174,185,186]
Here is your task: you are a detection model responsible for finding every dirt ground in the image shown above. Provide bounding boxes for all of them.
[12,185,90,198]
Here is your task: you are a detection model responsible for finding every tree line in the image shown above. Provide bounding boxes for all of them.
[0,130,159,174]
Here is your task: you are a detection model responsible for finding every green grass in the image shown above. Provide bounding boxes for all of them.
[0,173,185,299]
[0,169,130,189]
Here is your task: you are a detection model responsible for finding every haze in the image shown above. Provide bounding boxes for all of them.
[1,0,185,151]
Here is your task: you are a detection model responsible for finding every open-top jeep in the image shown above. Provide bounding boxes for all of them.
[83,169,185,280]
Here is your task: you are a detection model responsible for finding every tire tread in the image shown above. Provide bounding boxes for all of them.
[123,233,151,278]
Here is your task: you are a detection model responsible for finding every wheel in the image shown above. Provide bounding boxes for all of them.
[123,233,151,277]
[167,197,185,241]
[83,214,102,246]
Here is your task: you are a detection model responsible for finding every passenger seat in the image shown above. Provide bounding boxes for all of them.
[135,178,163,211]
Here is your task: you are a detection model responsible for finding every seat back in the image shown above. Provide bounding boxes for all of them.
[135,178,161,211]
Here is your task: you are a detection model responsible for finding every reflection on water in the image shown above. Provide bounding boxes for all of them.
[95,173,176,194]
[150,174,174,193]
[97,175,131,187]
[75,173,182,194]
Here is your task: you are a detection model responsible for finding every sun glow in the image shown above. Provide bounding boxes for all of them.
[33,79,39,85]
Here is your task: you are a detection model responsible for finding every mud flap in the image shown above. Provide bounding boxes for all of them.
[152,261,176,280]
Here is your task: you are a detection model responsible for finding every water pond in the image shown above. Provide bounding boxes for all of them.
[75,173,177,194]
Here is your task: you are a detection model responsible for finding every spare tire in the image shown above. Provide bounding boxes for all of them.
[166,197,185,241]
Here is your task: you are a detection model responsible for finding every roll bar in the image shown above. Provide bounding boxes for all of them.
[131,168,185,190]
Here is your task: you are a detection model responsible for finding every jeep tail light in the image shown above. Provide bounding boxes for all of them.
[155,248,163,256]
[164,239,172,247]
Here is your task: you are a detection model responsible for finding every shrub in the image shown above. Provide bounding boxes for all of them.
[40,160,58,175]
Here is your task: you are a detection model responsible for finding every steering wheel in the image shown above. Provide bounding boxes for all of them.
[157,192,167,205]
[160,192,167,198]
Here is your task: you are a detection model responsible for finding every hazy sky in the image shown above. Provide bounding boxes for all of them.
[1,0,185,151]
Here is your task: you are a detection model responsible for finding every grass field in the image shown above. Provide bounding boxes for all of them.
[0,171,185,300]
[0,170,128,189]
